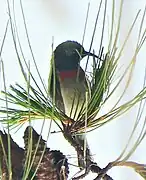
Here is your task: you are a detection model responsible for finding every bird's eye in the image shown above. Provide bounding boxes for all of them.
[72,50,76,54]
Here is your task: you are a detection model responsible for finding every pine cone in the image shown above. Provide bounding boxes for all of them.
[0,130,24,179]
[23,126,69,180]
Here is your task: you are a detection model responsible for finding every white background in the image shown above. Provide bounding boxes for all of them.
[0,0,146,179]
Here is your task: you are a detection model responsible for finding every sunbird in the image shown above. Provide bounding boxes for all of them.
[49,40,98,168]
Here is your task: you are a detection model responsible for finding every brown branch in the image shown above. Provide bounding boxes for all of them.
[63,128,114,180]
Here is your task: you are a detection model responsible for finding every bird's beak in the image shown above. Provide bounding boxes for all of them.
[84,51,99,59]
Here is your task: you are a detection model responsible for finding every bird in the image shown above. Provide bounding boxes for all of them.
[48,40,98,168]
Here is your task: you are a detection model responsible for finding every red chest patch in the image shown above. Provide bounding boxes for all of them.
[58,70,78,81]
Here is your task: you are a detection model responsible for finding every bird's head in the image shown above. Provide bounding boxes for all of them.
[53,41,98,71]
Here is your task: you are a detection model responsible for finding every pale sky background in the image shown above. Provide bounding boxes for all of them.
[0,0,146,180]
